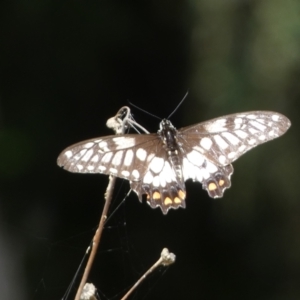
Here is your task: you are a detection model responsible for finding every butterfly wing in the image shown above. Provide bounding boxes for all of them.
[57,111,291,213]
[57,133,160,180]
[130,145,186,214]
[181,145,234,198]
[57,133,186,214]
[178,111,291,166]
[176,111,290,198]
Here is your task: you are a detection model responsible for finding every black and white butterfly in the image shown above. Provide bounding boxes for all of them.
[57,111,290,214]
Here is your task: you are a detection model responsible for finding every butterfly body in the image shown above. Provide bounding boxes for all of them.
[159,119,183,179]
[57,111,291,214]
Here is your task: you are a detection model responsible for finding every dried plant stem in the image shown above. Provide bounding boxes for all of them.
[73,106,150,300]
[120,248,176,300]
[74,176,117,300]
[74,107,132,300]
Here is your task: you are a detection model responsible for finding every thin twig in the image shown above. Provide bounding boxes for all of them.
[120,248,176,300]
[74,107,134,300]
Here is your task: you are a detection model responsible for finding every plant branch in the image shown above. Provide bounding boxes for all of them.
[74,107,135,300]
[120,248,176,300]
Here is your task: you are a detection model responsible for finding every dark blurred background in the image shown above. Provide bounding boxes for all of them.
[0,1,299,299]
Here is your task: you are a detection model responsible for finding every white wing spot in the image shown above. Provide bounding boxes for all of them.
[124,150,133,166]
[268,130,275,136]
[82,149,94,162]
[248,138,256,145]
[204,120,227,132]
[187,150,204,166]
[238,145,246,152]
[250,121,266,131]
[147,153,155,162]
[87,165,94,171]
[200,137,213,150]
[73,149,87,161]
[84,142,94,148]
[200,167,210,180]
[113,137,135,149]
[136,148,147,161]
[235,130,248,139]
[215,118,227,126]
[98,141,110,152]
[234,118,243,125]
[258,135,266,141]
[195,169,203,181]
[153,176,160,187]
[91,155,99,163]
[218,155,227,164]
[159,171,167,187]
[132,169,140,179]
[65,150,73,159]
[206,161,218,173]
[248,128,259,134]
[149,157,164,173]
[272,114,280,121]
[144,171,153,184]
[246,114,256,119]
[109,168,118,174]
[183,158,195,180]
[234,118,244,129]
[222,132,240,145]
[112,151,123,166]
[102,152,113,163]
[164,162,175,182]
[121,170,130,177]
[214,135,229,149]
[77,164,83,171]
[228,152,236,159]
[98,166,106,171]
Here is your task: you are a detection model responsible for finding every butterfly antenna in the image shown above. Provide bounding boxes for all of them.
[167,90,189,119]
[128,100,162,120]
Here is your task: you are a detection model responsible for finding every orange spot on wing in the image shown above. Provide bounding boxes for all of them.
[208,182,217,191]
[178,189,186,200]
[153,191,161,200]
[219,179,225,186]
[164,197,172,205]
[174,197,181,204]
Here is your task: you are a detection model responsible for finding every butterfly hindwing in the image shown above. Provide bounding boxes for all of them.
[131,147,186,214]
[182,151,233,198]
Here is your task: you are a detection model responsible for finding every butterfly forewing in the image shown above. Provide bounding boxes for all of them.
[57,133,159,179]
[179,111,290,166]
[57,110,291,214]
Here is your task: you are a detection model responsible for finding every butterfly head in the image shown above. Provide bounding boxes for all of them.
[159,119,176,132]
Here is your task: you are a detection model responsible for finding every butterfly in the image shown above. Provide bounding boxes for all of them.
[57,111,291,214]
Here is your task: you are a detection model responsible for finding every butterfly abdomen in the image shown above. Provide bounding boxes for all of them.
[159,119,183,180]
